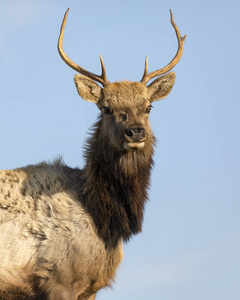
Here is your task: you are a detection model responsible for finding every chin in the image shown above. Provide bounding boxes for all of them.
[123,142,146,151]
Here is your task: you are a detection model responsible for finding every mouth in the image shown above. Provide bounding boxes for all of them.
[123,141,146,151]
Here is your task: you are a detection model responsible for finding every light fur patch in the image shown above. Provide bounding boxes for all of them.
[123,142,145,151]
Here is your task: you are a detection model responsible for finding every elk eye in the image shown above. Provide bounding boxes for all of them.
[102,106,111,114]
[146,105,153,113]
[121,114,127,121]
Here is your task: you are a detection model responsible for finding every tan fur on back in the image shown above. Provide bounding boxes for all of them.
[0,160,123,299]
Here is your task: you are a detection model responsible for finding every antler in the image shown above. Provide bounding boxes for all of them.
[58,9,109,86]
[140,10,186,85]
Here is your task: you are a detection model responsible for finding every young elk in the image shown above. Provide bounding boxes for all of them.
[0,9,186,300]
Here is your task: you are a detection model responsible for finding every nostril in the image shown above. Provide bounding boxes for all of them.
[139,128,145,137]
[125,129,134,137]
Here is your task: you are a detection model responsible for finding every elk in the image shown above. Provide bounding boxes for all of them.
[0,8,186,300]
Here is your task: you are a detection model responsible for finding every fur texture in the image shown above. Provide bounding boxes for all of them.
[0,160,123,299]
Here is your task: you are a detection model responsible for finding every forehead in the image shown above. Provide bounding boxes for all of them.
[103,81,148,108]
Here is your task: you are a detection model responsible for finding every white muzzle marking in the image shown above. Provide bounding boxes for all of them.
[123,142,145,151]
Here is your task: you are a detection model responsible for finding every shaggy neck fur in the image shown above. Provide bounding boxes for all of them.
[81,117,155,249]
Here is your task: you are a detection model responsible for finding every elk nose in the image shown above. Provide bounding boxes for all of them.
[124,126,146,142]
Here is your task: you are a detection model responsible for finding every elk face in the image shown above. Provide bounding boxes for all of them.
[74,73,176,151]
[102,81,151,151]
[58,8,186,151]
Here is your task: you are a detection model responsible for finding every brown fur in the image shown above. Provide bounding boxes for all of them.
[0,73,176,299]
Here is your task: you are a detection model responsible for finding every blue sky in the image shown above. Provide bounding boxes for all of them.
[0,0,240,299]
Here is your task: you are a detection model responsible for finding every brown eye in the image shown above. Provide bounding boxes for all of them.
[121,114,127,121]
[102,106,111,114]
[146,105,153,113]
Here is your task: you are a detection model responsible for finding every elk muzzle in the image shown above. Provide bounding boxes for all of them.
[123,126,147,151]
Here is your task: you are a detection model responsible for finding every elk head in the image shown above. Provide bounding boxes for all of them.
[58,9,186,152]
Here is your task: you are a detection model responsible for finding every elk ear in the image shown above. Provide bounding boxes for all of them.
[147,72,176,102]
[74,74,103,103]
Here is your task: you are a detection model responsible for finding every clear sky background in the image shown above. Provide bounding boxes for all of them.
[0,0,240,299]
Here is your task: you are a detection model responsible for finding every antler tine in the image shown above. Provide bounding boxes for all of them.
[142,55,148,79]
[140,10,186,85]
[58,9,109,86]
[99,54,108,84]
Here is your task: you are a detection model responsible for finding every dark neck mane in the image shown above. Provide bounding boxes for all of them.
[81,118,155,249]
